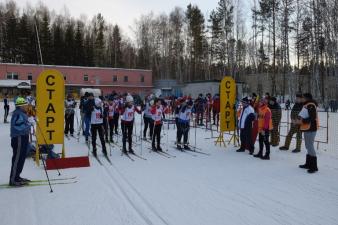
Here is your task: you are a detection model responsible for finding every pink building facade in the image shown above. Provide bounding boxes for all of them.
[0,63,153,97]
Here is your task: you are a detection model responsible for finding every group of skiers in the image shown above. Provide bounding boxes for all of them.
[237,92,319,173]
[4,88,321,187]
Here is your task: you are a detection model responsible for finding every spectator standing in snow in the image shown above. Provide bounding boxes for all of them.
[279,93,303,153]
[254,97,273,160]
[294,93,319,173]
[212,94,220,126]
[237,97,255,154]
[269,97,282,146]
[4,93,10,123]
[9,97,31,186]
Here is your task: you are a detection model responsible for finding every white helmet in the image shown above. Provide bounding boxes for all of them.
[95,98,102,107]
[126,95,134,103]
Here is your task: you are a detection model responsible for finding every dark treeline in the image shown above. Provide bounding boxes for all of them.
[0,0,337,99]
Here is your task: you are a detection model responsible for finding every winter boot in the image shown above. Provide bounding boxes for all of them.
[292,149,301,153]
[17,177,31,184]
[261,153,270,160]
[307,156,318,173]
[157,146,163,152]
[254,150,263,158]
[102,148,108,156]
[184,145,191,150]
[92,149,97,157]
[152,145,158,152]
[299,154,310,169]
[279,146,289,151]
[9,181,24,187]
[128,147,135,154]
[177,144,183,151]
[122,146,128,154]
[236,148,245,152]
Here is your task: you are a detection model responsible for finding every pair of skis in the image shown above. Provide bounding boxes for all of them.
[0,177,77,189]
[148,147,176,158]
[121,150,147,161]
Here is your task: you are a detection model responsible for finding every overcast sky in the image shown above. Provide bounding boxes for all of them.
[14,0,252,37]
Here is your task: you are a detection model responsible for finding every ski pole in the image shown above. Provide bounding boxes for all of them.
[194,113,197,151]
[34,120,56,193]
[140,112,143,156]
[107,117,112,156]
[166,115,169,151]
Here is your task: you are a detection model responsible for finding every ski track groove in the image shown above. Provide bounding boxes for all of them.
[94,144,170,225]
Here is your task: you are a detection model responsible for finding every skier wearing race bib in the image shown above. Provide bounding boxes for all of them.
[90,98,107,157]
[176,100,194,150]
[150,98,169,151]
[121,95,141,154]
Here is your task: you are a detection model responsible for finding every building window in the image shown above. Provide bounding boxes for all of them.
[28,73,32,80]
[113,75,118,82]
[124,76,128,82]
[84,74,88,81]
[140,75,145,83]
[7,72,18,80]
[64,76,67,81]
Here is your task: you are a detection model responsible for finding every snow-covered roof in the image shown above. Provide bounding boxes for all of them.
[0,79,31,89]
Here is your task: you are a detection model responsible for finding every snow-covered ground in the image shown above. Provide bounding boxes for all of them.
[0,102,338,225]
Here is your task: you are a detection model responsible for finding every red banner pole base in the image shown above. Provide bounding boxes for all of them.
[46,156,90,170]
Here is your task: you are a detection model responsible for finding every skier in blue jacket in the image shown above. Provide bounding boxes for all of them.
[9,97,31,186]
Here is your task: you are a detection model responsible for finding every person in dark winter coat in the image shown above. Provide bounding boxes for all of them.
[83,93,95,142]
[294,93,319,173]
[212,94,220,126]
[280,93,303,152]
[143,94,154,140]
[4,93,10,123]
[237,97,255,154]
[64,93,76,137]
[9,97,31,186]
[194,94,206,126]
[79,92,89,135]
[269,97,281,146]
